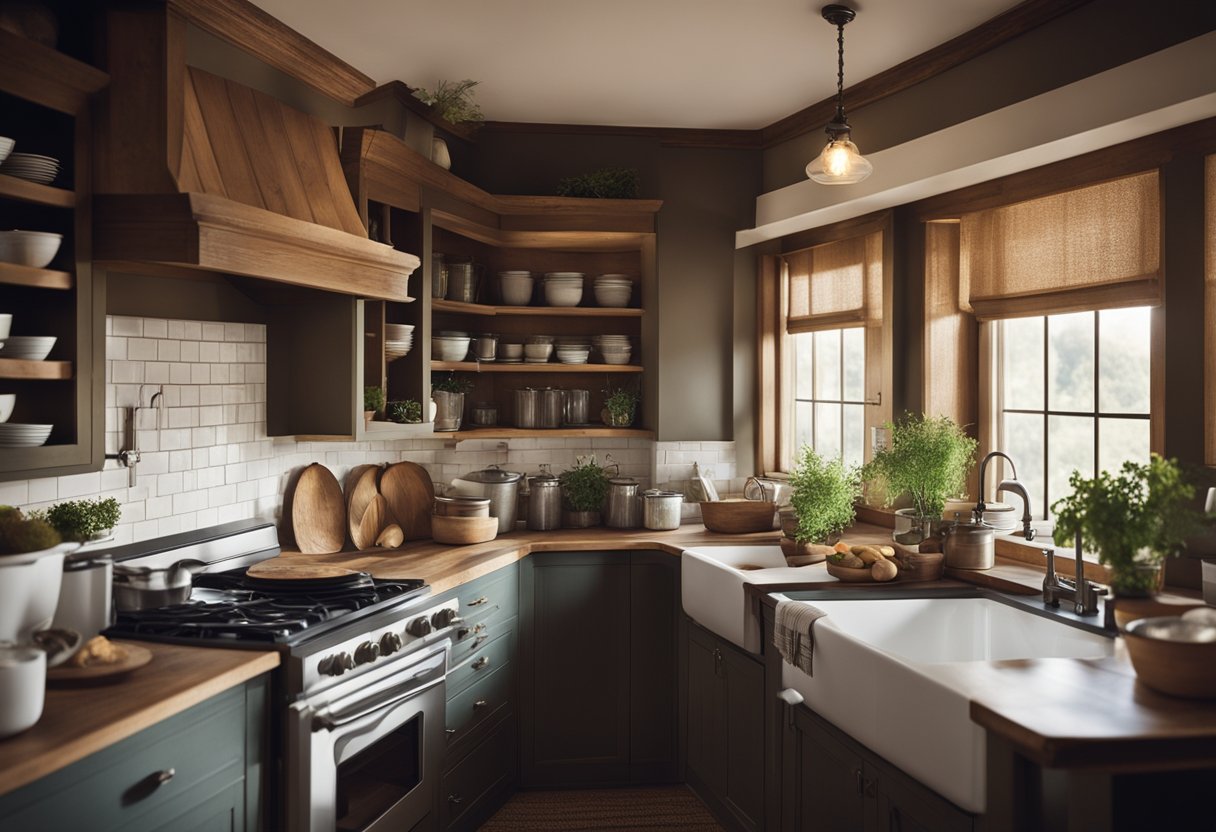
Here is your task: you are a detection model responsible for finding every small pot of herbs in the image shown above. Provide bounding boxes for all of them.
[36,497,122,543]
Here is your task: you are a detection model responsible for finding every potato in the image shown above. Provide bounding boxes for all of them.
[871,559,898,582]
[853,546,885,564]
[876,545,895,558]
[840,554,865,568]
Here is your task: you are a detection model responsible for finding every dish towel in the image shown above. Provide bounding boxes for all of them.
[774,600,828,676]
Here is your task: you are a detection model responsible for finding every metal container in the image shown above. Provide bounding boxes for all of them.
[446,261,480,303]
[565,389,590,425]
[526,471,563,531]
[470,402,498,427]
[474,334,498,362]
[431,252,448,298]
[605,477,641,529]
[433,495,491,518]
[514,388,540,428]
[643,490,684,531]
[52,551,113,642]
[450,465,523,533]
[539,388,566,429]
[940,522,995,570]
[744,476,791,507]
[112,558,205,611]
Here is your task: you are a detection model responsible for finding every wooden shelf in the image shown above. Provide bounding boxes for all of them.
[432,299,643,318]
[432,361,642,374]
[0,358,73,380]
[0,174,75,208]
[433,209,652,252]
[0,261,73,290]
[444,426,655,441]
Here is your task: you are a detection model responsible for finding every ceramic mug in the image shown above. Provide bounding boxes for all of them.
[0,645,46,738]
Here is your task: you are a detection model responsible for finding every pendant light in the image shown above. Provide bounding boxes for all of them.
[806,4,873,185]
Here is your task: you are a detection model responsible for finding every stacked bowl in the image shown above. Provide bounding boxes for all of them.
[594,274,633,308]
[499,271,534,306]
[384,323,414,362]
[0,336,56,361]
[0,137,13,165]
[0,153,59,185]
[524,335,553,364]
[0,230,62,269]
[432,331,471,362]
[543,272,584,307]
[0,423,52,448]
[555,337,591,365]
[593,335,633,365]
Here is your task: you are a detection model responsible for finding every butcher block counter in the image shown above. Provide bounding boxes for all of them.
[0,644,278,797]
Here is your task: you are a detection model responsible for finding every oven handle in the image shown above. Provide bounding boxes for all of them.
[311,649,446,732]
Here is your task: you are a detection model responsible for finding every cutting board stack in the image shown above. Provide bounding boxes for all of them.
[288,462,435,554]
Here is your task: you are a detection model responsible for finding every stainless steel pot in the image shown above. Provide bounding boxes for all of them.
[433,495,491,518]
[605,477,641,529]
[643,490,683,531]
[450,465,523,533]
[446,261,479,303]
[112,558,205,611]
[432,252,447,298]
[52,551,113,641]
[940,522,995,570]
[527,472,562,531]
[565,389,590,425]
[515,388,540,429]
[538,388,566,429]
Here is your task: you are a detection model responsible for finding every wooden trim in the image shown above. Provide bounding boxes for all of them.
[0,359,73,380]
[445,427,656,441]
[760,0,1096,148]
[779,210,892,255]
[356,81,479,143]
[968,275,1161,321]
[0,174,75,208]
[432,299,643,318]
[786,309,866,334]
[755,255,781,475]
[0,28,109,115]
[429,360,642,374]
[478,120,762,151]
[0,262,73,290]
[167,0,375,106]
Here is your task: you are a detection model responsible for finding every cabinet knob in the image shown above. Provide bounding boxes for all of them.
[448,794,464,805]
[155,768,175,786]
[445,728,457,736]
[474,699,489,710]
[472,656,490,671]
[854,768,863,796]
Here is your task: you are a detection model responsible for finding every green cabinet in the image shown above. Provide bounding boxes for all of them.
[686,621,765,832]
[519,550,679,787]
[0,676,267,832]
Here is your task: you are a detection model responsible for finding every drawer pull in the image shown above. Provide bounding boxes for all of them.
[474,699,489,710]
[467,596,489,607]
[472,656,490,671]
[445,728,457,736]
[155,768,176,785]
[448,794,464,805]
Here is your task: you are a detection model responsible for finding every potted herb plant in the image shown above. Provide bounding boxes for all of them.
[38,497,122,542]
[557,167,641,199]
[602,386,639,428]
[1051,454,1200,600]
[787,447,861,550]
[412,79,482,170]
[431,373,472,432]
[559,455,610,528]
[863,414,978,544]
[364,385,385,425]
[387,399,423,424]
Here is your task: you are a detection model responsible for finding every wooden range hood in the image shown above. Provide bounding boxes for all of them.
[93,5,417,301]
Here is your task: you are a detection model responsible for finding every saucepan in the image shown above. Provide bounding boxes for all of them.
[112,558,206,611]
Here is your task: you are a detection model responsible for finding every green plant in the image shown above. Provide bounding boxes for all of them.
[788,447,862,544]
[431,372,473,395]
[0,508,62,554]
[863,413,978,519]
[412,79,483,124]
[559,455,611,513]
[1051,454,1200,595]
[388,399,423,424]
[557,167,641,199]
[602,386,639,426]
[37,498,122,542]
[364,385,385,413]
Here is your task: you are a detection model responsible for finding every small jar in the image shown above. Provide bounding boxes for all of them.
[643,490,684,531]
[471,402,498,427]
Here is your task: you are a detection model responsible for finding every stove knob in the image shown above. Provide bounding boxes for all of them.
[354,641,380,665]
[406,616,432,637]
[431,608,461,629]
[320,652,354,676]
[379,632,403,656]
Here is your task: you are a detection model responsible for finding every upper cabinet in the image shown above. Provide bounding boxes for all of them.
[343,127,661,441]
[0,30,108,481]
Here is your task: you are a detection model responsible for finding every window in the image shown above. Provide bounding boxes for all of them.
[790,328,866,469]
[996,307,1152,519]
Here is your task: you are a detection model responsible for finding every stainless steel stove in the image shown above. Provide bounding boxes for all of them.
[98,519,456,831]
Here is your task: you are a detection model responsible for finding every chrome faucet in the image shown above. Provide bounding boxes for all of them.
[974,451,1035,540]
[996,479,1036,541]
[974,451,1016,520]
[1042,532,1106,616]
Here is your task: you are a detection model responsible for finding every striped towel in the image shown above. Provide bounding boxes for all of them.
[774,600,828,676]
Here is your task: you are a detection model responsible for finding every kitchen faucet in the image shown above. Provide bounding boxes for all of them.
[996,479,1036,541]
[1042,532,1106,616]
[974,451,1035,540]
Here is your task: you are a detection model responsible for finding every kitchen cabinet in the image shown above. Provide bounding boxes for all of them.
[0,29,107,480]
[341,127,661,440]
[0,676,268,832]
[686,621,765,832]
[519,550,679,787]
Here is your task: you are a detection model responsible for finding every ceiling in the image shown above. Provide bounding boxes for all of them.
[251,0,1026,130]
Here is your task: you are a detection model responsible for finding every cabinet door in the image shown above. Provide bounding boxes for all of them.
[791,708,867,832]
[723,645,765,830]
[629,551,679,782]
[874,761,972,832]
[520,552,631,786]
[686,623,727,795]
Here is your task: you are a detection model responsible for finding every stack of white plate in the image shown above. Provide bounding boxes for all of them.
[543,272,584,307]
[593,335,633,365]
[385,323,415,361]
[594,274,633,308]
[0,336,56,361]
[432,334,471,362]
[0,153,60,185]
[0,423,52,448]
[981,503,1020,532]
[0,137,13,165]
[0,230,62,269]
[555,345,591,365]
[499,271,534,306]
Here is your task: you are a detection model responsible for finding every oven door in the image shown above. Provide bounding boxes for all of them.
[286,643,447,832]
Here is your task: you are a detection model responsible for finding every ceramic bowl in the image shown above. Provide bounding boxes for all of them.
[0,336,56,361]
[0,313,11,341]
[545,285,583,307]
[499,275,534,306]
[1123,616,1216,699]
[500,343,524,359]
[0,394,14,423]
[0,137,13,165]
[523,343,553,360]
[0,230,62,269]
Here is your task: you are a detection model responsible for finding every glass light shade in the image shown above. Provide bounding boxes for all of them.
[806,136,873,184]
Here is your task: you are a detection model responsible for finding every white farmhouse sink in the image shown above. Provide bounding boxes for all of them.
[778,596,1114,814]
[681,546,836,653]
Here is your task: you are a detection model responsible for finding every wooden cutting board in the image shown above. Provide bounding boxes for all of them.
[380,461,433,542]
[346,464,386,550]
[246,562,360,581]
[291,463,346,554]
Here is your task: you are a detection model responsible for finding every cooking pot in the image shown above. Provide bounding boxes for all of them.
[605,477,641,529]
[643,490,683,531]
[52,550,113,642]
[526,471,562,531]
[450,465,523,533]
[940,522,995,570]
[112,558,206,611]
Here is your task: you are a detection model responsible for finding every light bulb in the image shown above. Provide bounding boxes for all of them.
[806,136,873,185]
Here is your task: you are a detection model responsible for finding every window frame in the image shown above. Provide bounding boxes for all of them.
[789,327,868,470]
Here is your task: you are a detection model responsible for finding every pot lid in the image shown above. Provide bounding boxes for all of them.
[435,494,492,505]
[609,477,639,486]
[644,490,684,499]
[529,473,560,486]
[464,464,522,484]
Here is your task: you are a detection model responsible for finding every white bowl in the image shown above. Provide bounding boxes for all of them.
[595,289,633,307]
[0,137,13,165]
[544,272,584,280]
[499,270,531,278]
[0,336,56,361]
[545,286,583,307]
[0,645,45,739]
[523,343,553,360]
[0,313,11,340]
[0,231,63,269]
[499,277,534,306]
[500,343,524,359]
[601,353,633,365]
[0,545,73,643]
[0,423,53,446]
[0,394,13,423]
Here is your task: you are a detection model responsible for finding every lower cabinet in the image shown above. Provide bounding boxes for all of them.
[0,676,268,832]
[781,698,973,832]
[686,620,765,832]
[519,550,679,787]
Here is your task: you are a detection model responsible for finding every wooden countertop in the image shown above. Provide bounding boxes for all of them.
[0,643,279,798]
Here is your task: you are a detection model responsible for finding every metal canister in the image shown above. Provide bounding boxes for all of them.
[565,389,590,425]
[431,252,448,298]
[446,261,479,303]
[605,477,641,529]
[941,522,995,570]
[539,388,566,429]
[451,465,522,533]
[515,388,540,428]
[643,490,684,531]
[527,471,563,531]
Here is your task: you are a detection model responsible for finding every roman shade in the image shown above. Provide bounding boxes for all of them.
[784,232,882,333]
[959,172,1161,320]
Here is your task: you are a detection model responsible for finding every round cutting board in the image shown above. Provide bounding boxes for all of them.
[245,562,360,582]
[346,464,386,550]
[380,461,434,542]
[291,463,346,554]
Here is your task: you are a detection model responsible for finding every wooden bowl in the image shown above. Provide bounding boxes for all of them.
[431,514,498,546]
[779,537,832,565]
[699,499,777,535]
[1122,617,1216,699]
[825,562,876,583]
